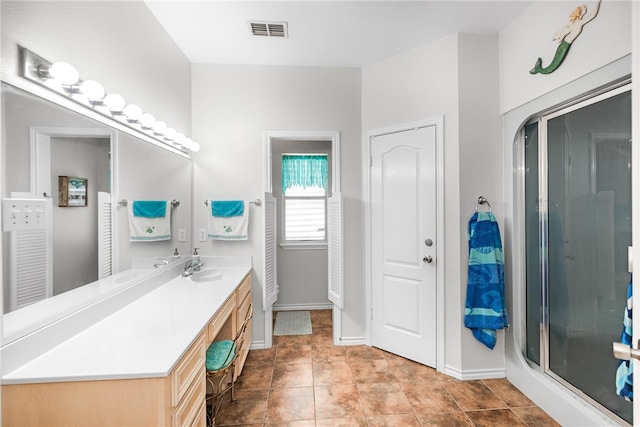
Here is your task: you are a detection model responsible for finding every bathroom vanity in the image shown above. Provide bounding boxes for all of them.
[1,256,252,427]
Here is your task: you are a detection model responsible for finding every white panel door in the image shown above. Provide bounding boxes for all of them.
[371,125,437,367]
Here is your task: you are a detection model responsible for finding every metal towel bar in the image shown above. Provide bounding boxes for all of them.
[204,199,262,207]
[118,199,180,207]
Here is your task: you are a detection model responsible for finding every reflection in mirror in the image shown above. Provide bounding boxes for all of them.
[1,82,193,343]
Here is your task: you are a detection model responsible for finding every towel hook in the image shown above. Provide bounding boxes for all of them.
[476,196,492,212]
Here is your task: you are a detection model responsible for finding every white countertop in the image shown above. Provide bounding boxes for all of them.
[2,260,251,385]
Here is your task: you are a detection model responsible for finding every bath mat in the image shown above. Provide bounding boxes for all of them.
[274,311,312,336]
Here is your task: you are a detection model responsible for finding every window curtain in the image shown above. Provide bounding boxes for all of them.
[282,155,328,192]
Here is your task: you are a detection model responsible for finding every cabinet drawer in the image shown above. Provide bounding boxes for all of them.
[190,399,207,427]
[171,333,205,407]
[237,289,252,326]
[172,370,205,427]
[236,274,251,306]
[208,294,235,344]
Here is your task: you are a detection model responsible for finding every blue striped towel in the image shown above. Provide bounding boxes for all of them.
[464,211,509,349]
[616,276,633,401]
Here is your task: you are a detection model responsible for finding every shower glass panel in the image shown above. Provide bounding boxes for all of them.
[524,122,541,366]
[525,86,632,424]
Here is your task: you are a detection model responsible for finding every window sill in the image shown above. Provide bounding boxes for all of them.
[280,242,328,251]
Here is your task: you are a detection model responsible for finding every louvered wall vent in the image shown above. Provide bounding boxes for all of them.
[249,21,288,38]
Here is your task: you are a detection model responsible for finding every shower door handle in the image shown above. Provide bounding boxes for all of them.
[612,341,640,361]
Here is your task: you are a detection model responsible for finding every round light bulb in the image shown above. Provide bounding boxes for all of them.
[164,127,176,141]
[152,121,167,135]
[48,62,79,85]
[139,113,156,128]
[123,104,143,121]
[183,138,193,149]
[79,80,105,101]
[190,141,201,152]
[104,93,126,112]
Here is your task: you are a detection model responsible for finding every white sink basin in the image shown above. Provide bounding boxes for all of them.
[190,269,223,282]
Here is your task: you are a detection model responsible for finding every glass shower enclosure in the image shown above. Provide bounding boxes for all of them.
[523,83,632,425]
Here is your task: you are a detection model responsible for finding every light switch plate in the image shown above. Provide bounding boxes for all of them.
[178,229,187,242]
[2,198,48,232]
[198,228,207,242]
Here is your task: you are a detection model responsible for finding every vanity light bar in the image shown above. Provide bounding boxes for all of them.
[19,47,200,153]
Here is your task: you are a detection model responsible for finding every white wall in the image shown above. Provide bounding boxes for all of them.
[457,34,504,374]
[1,0,191,133]
[191,64,362,345]
[500,0,631,114]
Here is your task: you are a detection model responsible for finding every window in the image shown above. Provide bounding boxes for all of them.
[282,154,328,242]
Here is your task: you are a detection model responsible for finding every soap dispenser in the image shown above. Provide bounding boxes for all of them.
[172,247,180,259]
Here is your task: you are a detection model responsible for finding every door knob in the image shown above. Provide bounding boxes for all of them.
[613,342,640,361]
[423,255,433,263]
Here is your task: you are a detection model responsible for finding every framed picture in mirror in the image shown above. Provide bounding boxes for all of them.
[59,176,88,207]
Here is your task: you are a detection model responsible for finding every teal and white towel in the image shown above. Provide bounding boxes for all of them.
[207,200,248,240]
[128,200,171,242]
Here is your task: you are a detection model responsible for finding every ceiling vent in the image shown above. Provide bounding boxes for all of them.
[249,21,288,38]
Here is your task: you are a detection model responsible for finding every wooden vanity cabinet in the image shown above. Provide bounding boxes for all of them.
[2,273,253,427]
[235,274,252,379]
[2,325,208,427]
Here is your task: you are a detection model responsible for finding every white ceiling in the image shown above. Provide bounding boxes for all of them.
[144,1,533,68]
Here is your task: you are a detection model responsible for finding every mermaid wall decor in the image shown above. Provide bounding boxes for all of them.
[530,0,601,75]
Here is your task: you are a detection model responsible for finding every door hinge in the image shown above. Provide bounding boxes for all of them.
[370,156,373,167]
[370,307,373,320]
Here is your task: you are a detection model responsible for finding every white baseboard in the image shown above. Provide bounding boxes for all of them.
[335,336,367,346]
[250,340,266,350]
[272,303,333,311]
[444,365,506,381]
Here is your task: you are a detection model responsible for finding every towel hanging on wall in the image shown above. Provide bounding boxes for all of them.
[128,200,171,242]
[207,200,249,240]
[464,210,509,349]
[616,275,633,401]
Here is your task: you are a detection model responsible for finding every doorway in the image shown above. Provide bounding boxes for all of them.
[364,118,445,370]
[263,131,343,348]
[522,83,632,425]
[12,127,114,311]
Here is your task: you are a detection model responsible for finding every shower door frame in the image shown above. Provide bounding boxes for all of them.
[519,81,632,425]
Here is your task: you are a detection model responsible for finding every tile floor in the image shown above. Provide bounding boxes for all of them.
[215,310,560,426]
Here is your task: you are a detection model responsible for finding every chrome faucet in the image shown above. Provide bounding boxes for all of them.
[182,257,203,277]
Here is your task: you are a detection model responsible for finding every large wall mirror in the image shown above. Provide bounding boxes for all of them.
[1,82,193,343]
